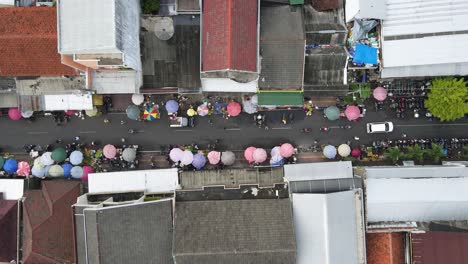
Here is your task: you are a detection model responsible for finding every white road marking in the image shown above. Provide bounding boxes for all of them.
[272,127,292,130]
[27,132,48,134]
[107,112,127,115]
[396,123,468,127]
[175,130,193,132]
[79,131,97,134]
[139,150,163,153]
[225,128,241,131]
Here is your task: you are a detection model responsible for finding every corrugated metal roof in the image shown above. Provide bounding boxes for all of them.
[364,166,468,179]
[411,231,468,264]
[284,161,353,182]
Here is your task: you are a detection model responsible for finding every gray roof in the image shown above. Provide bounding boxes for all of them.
[176,0,199,12]
[173,199,296,264]
[259,5,305,90]
[0,93,18,108]
[0,77,15,92]
[15,76,85,96]
[303,4,347,45]
[80,200,173,264]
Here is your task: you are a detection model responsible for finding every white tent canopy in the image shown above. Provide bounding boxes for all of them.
[364,166,468,179]
[0,179,24,200]
[43,94,93,111]
[284,161,353,182]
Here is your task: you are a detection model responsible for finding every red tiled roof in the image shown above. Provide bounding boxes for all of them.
[366,232,405,264]
[310,0,339,11]
[23,181,81,264]
[411,231,468,264]
[0,7,77,77]
[0,198,18,262]
[202,0,257,72]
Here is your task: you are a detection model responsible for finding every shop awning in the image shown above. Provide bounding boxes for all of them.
[258,92,303,106]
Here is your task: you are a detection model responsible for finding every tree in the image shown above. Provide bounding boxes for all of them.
[141,0,159,14]
[425,77,468,122]
[424,143,446,164]
[404,145,425,163]
[384,147,402,164]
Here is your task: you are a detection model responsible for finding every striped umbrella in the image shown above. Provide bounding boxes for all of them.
[197,104,209,116]
[143,107,158,121]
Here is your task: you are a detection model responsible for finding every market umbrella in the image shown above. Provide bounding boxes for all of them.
[324,106,340,121]
[65,110,78,116]
[221,151,235,166]
[187,108,196,117]
[71,166,83,179]
[345,105,361,121]
[192,154,207,170]
[122,148,137,162]
[41,152,54,166]
[92,95,103,106]
[85,107,98,117]
[338,144,351,157]
[0,156,4,169]
[143,107,158,121]
[44,165,52,177]
[21,110,34,118]
[373,87,388,101]
[271,146,282,157]
[244,146,257,163]
[131,94,145,105]
[82,166,93,181]
[33,157,43,168]
[243,98,257,114]
[165,100,179,114]
[103,144,117,159]
[169,148,184,162]
[51,147,67,163]
[3,159,18,174]
[126,105,140,120]
[253,148,267,163]
[62,163,73,178]
[31,166,45,178]
[16,161,30,177]
[207,151,221,165]
[70,151,83,165]
[180,150,194,166]
[8,108,22,121]
[197,104,209,116]
[227,101,241,117]
[280,143,295,158]
[323,145,337,159]
[270,154,284,166]
[351,148,362,158]
[48,165,64,177]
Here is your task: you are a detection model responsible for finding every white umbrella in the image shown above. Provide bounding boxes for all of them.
[132,94,145,105]
[71,166,83,179]
[70,151,84,165]
[180,150,194,166]
[122,148,137,162]
[338,144,351,157]
[221,151,236,166]
[48,165,64,177]
[41,152,54,166]
[31,166,45,178]
[21,110,34,118]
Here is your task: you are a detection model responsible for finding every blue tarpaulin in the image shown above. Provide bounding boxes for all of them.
[353,44,378,65]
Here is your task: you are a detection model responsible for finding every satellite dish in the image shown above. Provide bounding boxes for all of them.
[154,17,174,41]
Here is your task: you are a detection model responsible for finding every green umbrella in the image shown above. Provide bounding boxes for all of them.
[0,156,4,169]
[324,106,340,121]
[51,147,67,163]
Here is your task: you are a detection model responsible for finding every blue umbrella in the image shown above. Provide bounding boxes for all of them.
[3,159,18,174]
[62,163,73,178]
[192,154,206,170]
[71,166,83,179]
[70,151,83,165]
[31,166,45,178]
[165,100,179,114]
[323,145,337,159]
[126,105,140,120]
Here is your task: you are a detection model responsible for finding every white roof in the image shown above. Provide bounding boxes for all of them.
[201,78,257,93]
[0,179,24,200]
[91,70,141,94]
[293,191,365,264]
[284,161,353,182]
[345,0,386,22]
[364,165,468,179]
[366,177,468,222]
[0,0,15,5]
[88,169,179,194]
[43,94,93,111]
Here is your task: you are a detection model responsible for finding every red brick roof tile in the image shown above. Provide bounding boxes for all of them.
[310,0,339,11]
[0,199,18,262]
[0,7,77,77]
[23,181,81,264]
[202,0,257,72]
[366,232,405,264]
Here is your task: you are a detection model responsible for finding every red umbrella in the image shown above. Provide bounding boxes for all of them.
[351,148,361,158]
[244,146,257,163]
[64,110,78,116]
[344,105,360,121]
[227,102,241,117]
[373,87,387,101]
[280,143,295,158]
[82,166,94,181]
[8,108,22,121]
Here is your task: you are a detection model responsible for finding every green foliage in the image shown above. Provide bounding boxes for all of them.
[425,77,468,122]
[384,147,401,164]
[404,145,425,163]
[359,83,371,99]
[347,83,372,104]
[141,0,160,14]
[424,143,446,164]
[463,146,468,160]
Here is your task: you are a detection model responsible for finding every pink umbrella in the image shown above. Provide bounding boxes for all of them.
[227,101,241,117]
[271,146,281,157]
[103,144,117,159]
[253,148,267,163]
[244,146,257,163]
[82,166,93,181]
[16,161,30,177]
[280,143,295,158]
[351,148,361,158]
[8,108,22,121]
[64,110,78,116]
[170,148,184,162]
[344,105,361,121]
[373,87,387,101]
[207,151,221,165]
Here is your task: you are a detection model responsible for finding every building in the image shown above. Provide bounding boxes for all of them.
[173,198,296,263]
[200,0,259,92]
[57,0,142,94]
[410,231,468,264]
[22,180,80,264]
[366,232,406,264]
[0,179,23,264]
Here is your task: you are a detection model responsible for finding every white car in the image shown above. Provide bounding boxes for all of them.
[366,122,394,133]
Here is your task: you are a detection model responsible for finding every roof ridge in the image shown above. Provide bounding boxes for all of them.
[0,34,57,39]
[176,248,297,256]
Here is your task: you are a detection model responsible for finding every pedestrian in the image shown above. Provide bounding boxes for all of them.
[56,138,62,144]
[120,120,125,125]
[75,136,80,141]
[354,136,360,141]
[402,133,407,138]
[104,118,110,124]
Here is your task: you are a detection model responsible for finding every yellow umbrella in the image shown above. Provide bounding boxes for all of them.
[187,108,196,117]
[92,95,103,106]
[85,107,98,117]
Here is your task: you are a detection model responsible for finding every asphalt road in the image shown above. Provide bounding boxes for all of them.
[1,106,467,154]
